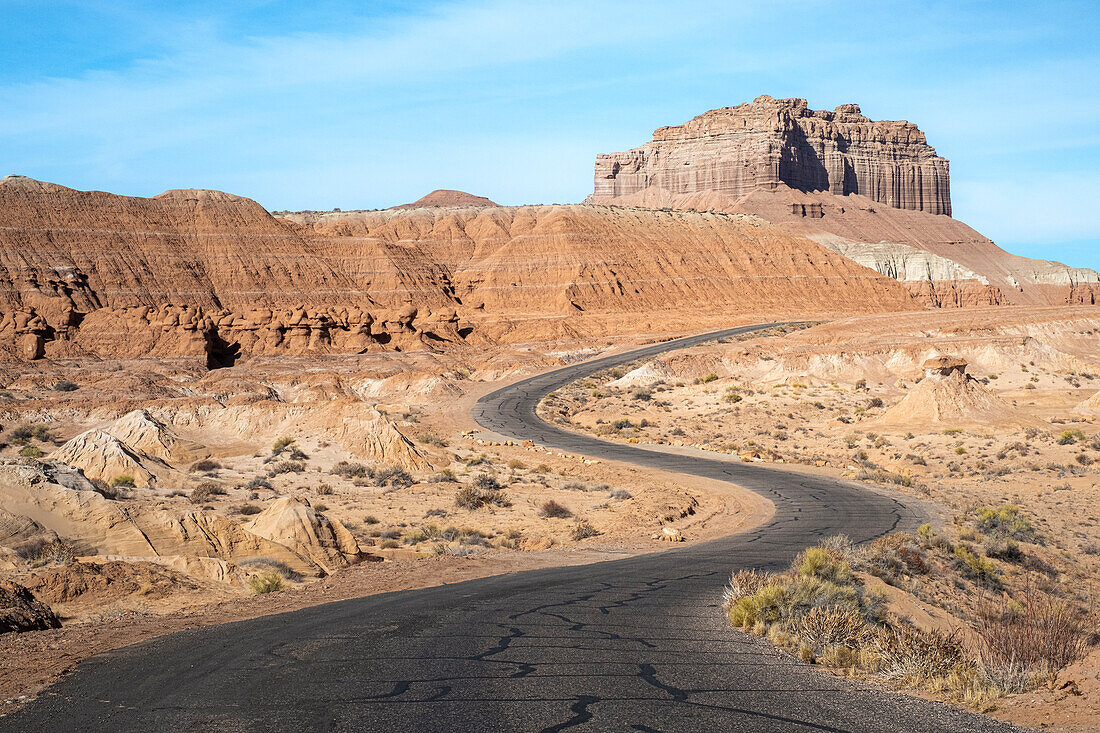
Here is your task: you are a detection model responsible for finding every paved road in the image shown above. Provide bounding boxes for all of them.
[5,324,1022,732]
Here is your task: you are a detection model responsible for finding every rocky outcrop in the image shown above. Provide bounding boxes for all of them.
[589,96,951,215]
[873,360,1033,430]
[243,498,367,575]
[0,461,351,577]
[0,580,61,633]
[50,429,166,487]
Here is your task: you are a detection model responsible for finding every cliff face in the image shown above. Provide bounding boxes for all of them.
[590,96,951,216]
[0,176,917,362]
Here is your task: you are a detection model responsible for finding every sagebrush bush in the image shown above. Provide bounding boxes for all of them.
[572,519,598,540]
[973,505,1036,542]
[539,499,572,518]
[110,474,136,488]
[331,461,368,479]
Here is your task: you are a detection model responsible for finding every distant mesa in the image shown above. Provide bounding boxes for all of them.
[587,95,951,216]
[395,189,498,208]
[586,95,1100,307]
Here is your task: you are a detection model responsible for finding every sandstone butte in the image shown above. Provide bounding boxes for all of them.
[0,174,915,364]
[586,95,1100,308]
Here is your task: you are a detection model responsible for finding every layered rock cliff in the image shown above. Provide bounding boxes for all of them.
[0,175,917,362]
[587,98,1099,307]
[589,96,951,215]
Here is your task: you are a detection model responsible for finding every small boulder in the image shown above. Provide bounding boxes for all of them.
[0,580,61,634]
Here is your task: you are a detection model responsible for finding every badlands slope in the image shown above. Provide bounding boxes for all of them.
[0,174,915,362]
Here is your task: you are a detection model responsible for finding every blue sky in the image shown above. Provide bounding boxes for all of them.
[1,0,1097,268]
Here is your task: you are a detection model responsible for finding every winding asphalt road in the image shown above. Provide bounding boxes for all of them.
[4,324,1023,732]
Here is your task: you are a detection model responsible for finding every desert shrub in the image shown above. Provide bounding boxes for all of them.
[364,515,380,524]
[798,606,874,650]
[611,419,634,430]
[609,489,632,500]
[699,373,719,384]
[19,446,43,458]
[561,482,588,492]
[331,461,368,478]
[857,533,927,581]
[854,468,913,487]
[379,539,400,549]
[429,469,457,482]
[10,425,33,443]
[533,464,550,473]
[723,570,774,607]
[190,459,221,473]
[983,537,1023,562]
[473,474,501,491]
[977,586,1091,684]
[506,459,526,469]
[539,500,573,519]
[190,481,227,504]
[1057,429,1086,445]
[30,424,52,442]
[424,508,447,518]
[973,504,1036,542]
[313,503,329,513]
[26,539,76,567]
[418,433,447,447]
[54,380,78,392]
[571,519,598,540]
[248,572,286,594]
[110,474,136,488]
[874,625,966,681]
[285,447,309,461]
[375,466,413,488]
[269,461,306,475]
[272,436,295,454]
[465,455,489,466]
[794,547,853,584]
[238,503,263,515]
[454,484,510,510]
[953,546,998,583]
[316,483,333,495]
[867,397,884,409]
[246,476,273,491]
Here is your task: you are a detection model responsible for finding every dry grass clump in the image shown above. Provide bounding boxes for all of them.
[455,476,510,510]
[723,527,1096,709]
[976,582,1092,691]
[248,572,286,594]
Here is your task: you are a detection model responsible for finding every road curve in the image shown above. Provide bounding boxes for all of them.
[3,324,1022,732]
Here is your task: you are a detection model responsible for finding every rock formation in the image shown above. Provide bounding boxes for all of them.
[587,99,1100,308]
[0,580,61,633]
[396,190,498,208]
[0,174,918,361]
[243,497,366,575]
[50,429,166,487]
[590,96,951,215]
[0,461,361,577]
[874,357,1032,429]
